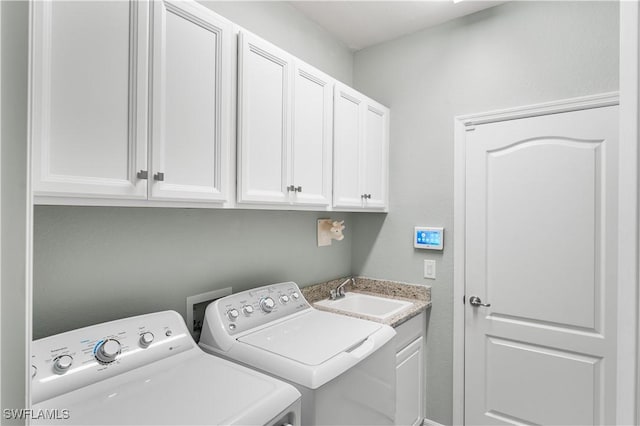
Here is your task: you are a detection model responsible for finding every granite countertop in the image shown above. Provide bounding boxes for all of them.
[301,276,431,328]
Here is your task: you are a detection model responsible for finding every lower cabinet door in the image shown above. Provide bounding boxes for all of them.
[396,336,424,426]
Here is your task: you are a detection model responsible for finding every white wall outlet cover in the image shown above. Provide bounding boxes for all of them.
[317,219,345,247]
[424,259,436,280]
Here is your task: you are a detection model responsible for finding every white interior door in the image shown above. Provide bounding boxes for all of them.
[464,106,619,425]
[149,0,232,202]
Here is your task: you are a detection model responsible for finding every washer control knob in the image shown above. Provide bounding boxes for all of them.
[227,309,240,321]
[139,332,154,348]
[280,295,290,304]
[242,305,254,316]
[95,339,121,364]
[291,292,300,300]
[260,297,276,313]
[53,355,73,373]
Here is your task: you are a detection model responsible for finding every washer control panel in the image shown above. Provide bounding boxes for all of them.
[210,282,310,336]
[31,311,194,404]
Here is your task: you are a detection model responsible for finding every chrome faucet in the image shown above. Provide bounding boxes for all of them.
[330,277,354,300]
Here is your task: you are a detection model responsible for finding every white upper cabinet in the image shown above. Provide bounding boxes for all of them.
[31,0,149,199]
[237,31,333,207]
[31,3,387,212]
[333,83,390,211]
[149,0,233,202]
[237,32,292,205]
[290,62,334,206]
[31,0,233,205]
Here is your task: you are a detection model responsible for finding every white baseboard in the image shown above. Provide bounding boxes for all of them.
[423,418,447,426]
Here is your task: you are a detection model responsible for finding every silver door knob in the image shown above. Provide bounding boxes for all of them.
[469,296,491,307]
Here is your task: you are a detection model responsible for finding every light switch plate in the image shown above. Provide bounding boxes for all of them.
[424,260,436,280]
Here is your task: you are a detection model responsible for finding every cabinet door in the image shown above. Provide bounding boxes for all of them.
[31,0,148,200]
[238,32,292,204]
[149,0,232,202]
[333,84,364,208]
[362,101,390,210]
[396,336,425,426]
[290,62,333,206]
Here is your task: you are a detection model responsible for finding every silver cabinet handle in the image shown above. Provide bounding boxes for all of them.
[287,185,295,192]
[469,296,491,307]
[136,170,148,180]
[296,186,302,193]
[153,172,165,182]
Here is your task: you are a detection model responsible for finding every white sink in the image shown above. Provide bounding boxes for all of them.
[315,292,412,320]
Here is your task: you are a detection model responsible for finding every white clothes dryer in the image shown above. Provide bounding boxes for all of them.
[31,311,301,425]
[199,282,397,426]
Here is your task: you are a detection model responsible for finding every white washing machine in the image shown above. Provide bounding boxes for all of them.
[199,282,397,426]
[31,310,301,425]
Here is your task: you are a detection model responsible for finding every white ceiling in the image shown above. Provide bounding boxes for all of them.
[289,1,506,51]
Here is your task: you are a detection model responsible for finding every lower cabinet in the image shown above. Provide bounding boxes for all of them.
[395,312,426,426]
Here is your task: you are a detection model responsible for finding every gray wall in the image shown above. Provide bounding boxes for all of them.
[34,207,353,338]
[200,1,354,85]
[2,0,29,420]
[32,2,355,339]
[351,2,619,424]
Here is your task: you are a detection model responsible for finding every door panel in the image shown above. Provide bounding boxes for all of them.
[363,104,389,209]
[487,140,601,330]
[485,337,599,426]
[333,85,363,208]
[396,337,424,426]
[291,64,333,206]
[150,1,231,202]
[238,32,290,204]
[464,106,618,425]
[31,0,147,198]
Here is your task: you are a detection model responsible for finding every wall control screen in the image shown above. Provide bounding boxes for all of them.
[414,227,444,250]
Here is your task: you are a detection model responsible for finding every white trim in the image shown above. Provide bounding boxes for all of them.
[452,116,466,426]
[422,418,446,426]
[26,0,34,413]
[457,92,619,127]
[0,0,3,409]
[619,2,640,425]
[452,92,620,425]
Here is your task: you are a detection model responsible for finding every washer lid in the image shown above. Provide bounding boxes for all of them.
[238,310,383,366]
[32,350,300,425]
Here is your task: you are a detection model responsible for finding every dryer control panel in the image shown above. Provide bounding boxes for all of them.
[31,311,195,404]
[207,282,311,337]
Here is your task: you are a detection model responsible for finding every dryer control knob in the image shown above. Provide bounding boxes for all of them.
[95,339,121,364]
[227,309,240,321]
[280,295,290,304]
[291,292,300,300]
[242,305,254,316]
[53,355,73,374]
[260,297,276,313]
[139,332,154,348]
